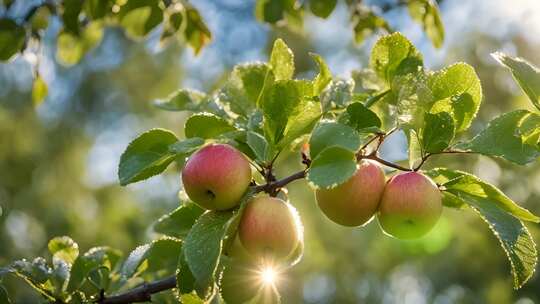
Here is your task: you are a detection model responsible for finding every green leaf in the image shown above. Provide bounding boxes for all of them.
[307,146,358,189]
[62,0,83,34]
[408,0,445,48]
[32,75,48,107]
[30,6,50,31]
[519,113,540,146]
[405,128,423,169]
[247,131,273,163]
[310,53,332,95]
[352,69,385,93]
[120,238,182,279]
[84,0,111,20]
[0,19,25,61]
[429,168,538,288]
[161,7,183,42]
[470,203,536,289]
[255,0,296,24]
[220,63,274,116]
[56,22,104,66]
[440,191,467,209]
[179,293,205,304]
[261,80,319,146]
[184,113,236,139]
[184,211,234,294]
[338,102,382,132]
[391,71,431,128]
[351,7,389,44]
[56,31,85,65]
[0,284,11,304]
[153,89,207,112]
[421,112,455,153]
[8,258,55,300]
[269,39,294,80]
[48,236,79,265]
[153,203,205,239]
[183,4,212,55]
[11,258,51,285]
[168,137,205,155]
[429,168,539,222]
[118,129,179,186]
[177,249,197,295]
[118,0,163,38]
[280,99,322,149]
[492,52,540,111]
[67,247,122,292]
[66,291,85,304]
[320,78,355,111]
[457,110,540,165]
[428,63,482,132]
[309,121,361,159]
[309,0,336,18]
[370,32,423,85]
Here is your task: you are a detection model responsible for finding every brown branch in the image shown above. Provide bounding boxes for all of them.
[96,276,176,304]
[362,154,412,172]
[253,170,307,194]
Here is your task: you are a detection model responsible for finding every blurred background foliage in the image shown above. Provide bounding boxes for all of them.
[1,0,540,303]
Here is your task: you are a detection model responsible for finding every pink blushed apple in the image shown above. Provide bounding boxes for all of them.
[377,171,442,239]
[182,144,252,210]
[239,196,302,260]
[316,160,386,227]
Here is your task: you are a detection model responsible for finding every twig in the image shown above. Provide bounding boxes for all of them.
[360,133,383,151]
[96,276,176,304]
[413,149,473,171]
[253,170,307,194]
[362,154,412,172]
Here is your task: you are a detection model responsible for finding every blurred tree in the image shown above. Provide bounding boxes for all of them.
[1,1,540,303]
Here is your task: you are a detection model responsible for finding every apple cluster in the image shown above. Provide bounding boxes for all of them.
[316,159,442,239]
[182,143,303,263]
[181,142,442,300]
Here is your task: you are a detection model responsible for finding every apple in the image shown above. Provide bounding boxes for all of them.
[238,196,302,261]
[220,259,280,304]
[316,160,386,226]
[377,171,442,239]
[182,144,252,210]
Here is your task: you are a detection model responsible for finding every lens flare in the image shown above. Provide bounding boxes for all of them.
[260,267,277,285]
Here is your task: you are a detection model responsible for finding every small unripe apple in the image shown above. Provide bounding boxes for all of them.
[316,160,386,226]
[220,260,280,304]
[182,144,252,210]
[239,197,302,261]
[377,171,442,239]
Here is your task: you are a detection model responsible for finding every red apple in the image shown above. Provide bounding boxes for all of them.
[182,144,252,210]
